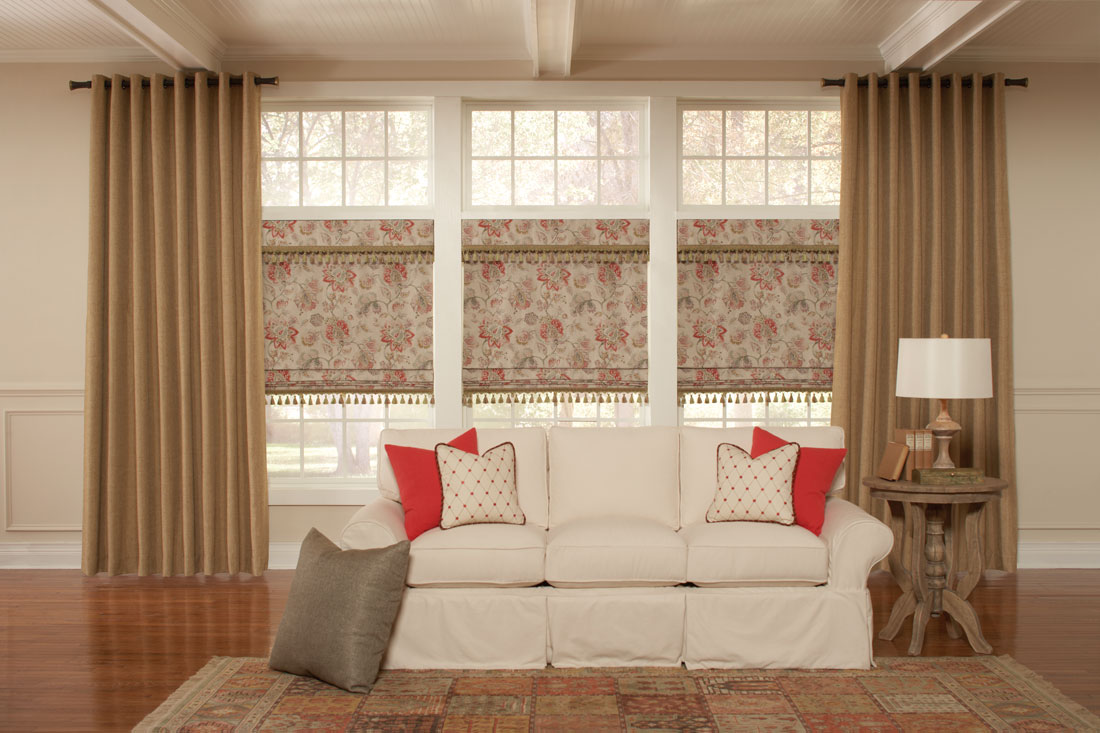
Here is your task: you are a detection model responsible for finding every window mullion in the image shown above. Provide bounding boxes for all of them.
[297,111,304,206]
[806,113,813,205]
[298,406,305,479]
[341,111,348,206]
[720,110,728,205]
[383,111,390,206]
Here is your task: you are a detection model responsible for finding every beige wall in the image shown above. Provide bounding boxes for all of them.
[0,64,357,557]
[999,63,1100,551]
[1,62,1097,567]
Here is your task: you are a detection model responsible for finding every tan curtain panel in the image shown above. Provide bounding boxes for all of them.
[83,73,268,576]
[462,219,649,403]
[677,219,839,403]
[262,219,434,404]
[833,72,1017,570]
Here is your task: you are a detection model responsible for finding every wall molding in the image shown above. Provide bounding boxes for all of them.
[2,540,1097,570]
[0,384,84,397]
[1013,386,1100,414]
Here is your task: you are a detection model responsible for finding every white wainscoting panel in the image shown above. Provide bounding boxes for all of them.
[1013,387,1100,534]
[0,387,85,537]
[1,385,1099,568]
[5,409,84,531]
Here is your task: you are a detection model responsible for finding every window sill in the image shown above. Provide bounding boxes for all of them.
[269,485,380,506]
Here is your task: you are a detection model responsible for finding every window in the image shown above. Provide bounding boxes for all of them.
[466,104,644,207]
[680,105,840,207]
[680,392,832,428]
[261,107,432,207]
[266,403,432,483]
[470,398,645,430]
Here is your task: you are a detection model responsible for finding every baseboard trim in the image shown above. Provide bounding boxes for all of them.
[268,541,301,570]
[1016,541,1100,569]
[0,542,83,568]
[2,540,1097,571]
[0,541,303,571]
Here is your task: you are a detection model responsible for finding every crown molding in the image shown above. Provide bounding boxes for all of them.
[949,45,1100,63]
[0,47,157,64]
[222,44,529,64]
[573,43,884,63]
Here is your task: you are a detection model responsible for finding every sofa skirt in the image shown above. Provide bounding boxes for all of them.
[382,588,548,669]
[379,585,875,670]
[682,587,874,669]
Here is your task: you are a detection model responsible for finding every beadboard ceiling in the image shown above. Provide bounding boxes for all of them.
[0,0,1097,73]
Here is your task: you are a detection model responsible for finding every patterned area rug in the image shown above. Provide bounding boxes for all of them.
[135,656,1099,732]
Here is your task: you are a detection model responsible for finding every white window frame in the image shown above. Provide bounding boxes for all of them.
[679,392,833,429]
[262,99,438,505]
[261,100,435,220]
[462,100,649,218]
[677,100,840,219]
[267,403,434,505]
[257,81,842,500]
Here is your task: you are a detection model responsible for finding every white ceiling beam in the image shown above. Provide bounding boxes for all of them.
[521,0,540,78]
[86,0,223,71]
[879,0,1021,72]
[528,0,580,78]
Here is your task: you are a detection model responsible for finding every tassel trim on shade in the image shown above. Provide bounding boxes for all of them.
[265,392,435,406]
[677,244,838,264]
[678,390,833,406]
[464,390,649,406]
[261,246,433,265]
[462,244,649,264]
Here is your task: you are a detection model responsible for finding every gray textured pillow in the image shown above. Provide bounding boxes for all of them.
[269,528,409,693]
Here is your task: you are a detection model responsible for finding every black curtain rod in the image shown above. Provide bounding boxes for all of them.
[69,76,279,91]
[821,75,1028,89]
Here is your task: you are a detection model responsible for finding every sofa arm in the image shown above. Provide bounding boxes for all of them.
[820,497,893,591]
[339,499,408,549]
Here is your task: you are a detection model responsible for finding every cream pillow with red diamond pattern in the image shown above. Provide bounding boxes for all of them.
[436,442,526,529]
[707,442,800,525]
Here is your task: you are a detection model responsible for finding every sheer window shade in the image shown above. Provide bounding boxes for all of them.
[262,219,434,404]
[677,219,838,403]
[461,219,649,404]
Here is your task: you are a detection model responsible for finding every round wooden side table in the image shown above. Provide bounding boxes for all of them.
[863,476,1008,656]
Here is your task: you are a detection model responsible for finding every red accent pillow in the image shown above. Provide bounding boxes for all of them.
[385,429,478,541]
[750,427,846,536]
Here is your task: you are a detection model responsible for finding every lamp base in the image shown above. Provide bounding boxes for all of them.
[926,398,961,470]
[930,429,959,469]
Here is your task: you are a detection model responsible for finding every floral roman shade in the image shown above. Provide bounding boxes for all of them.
[462,219,649,404]
[677,219,839,403]
[262,219,433,404]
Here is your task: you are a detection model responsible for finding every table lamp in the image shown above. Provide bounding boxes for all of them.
[895,335,993,470]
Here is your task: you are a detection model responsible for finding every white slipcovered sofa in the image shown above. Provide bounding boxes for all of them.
[340,426,893,670]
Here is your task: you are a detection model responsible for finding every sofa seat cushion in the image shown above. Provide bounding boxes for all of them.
[407,523,546,588]
[680,521,827,587]
[546,517,686,588]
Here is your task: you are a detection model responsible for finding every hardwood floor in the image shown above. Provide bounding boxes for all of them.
[0,569,1097,731]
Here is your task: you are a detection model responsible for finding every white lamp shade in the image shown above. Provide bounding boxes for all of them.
[896,338,993,399]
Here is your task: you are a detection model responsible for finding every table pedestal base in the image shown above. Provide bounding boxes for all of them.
[880,588,991,655]
[877,501,992,655]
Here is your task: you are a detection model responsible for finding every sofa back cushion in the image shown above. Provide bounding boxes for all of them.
[680,426,845,526]
[549,426,680,529]
[378,428,549,528]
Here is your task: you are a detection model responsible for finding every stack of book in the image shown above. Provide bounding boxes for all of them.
[894,428,933,481]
